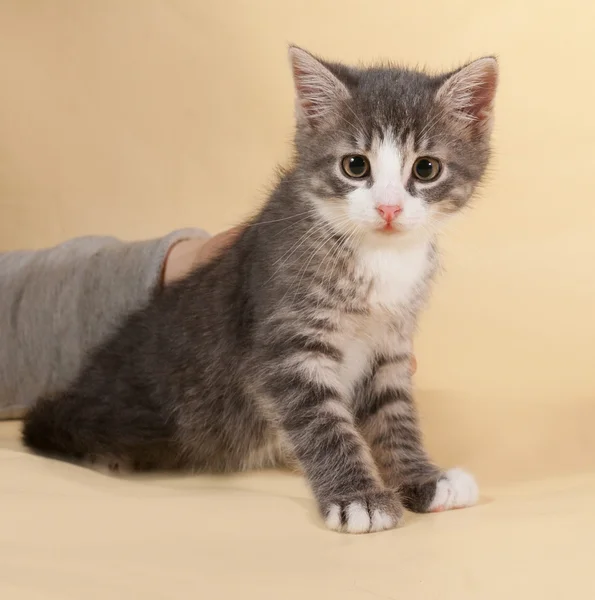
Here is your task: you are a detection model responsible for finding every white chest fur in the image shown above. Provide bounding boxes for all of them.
[337,240,431,394]
[356,241,431,310]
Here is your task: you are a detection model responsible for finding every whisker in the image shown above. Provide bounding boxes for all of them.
[264,220,336,285]
[315,223,359,313]
[270,213,320,240]
[249,209,320,227]
[286,225,347,307]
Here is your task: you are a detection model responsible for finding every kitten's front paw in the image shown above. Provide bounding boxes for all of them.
[402,468,479,513]
[322,489,403,534]
[428,468,478,512]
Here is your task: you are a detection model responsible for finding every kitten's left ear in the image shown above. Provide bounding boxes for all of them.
[288,45,351,129]
[436,57,498,133]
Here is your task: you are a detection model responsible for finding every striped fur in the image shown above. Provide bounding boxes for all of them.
[22,47,496,533]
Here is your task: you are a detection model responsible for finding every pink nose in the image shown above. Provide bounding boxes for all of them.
[376,204,402,222]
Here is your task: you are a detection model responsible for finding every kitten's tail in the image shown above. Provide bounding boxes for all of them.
[22,391,176,469]
[22,391,121,461]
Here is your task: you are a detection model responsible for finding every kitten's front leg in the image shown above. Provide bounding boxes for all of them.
[356,352,479,513]
[261,347,403,533]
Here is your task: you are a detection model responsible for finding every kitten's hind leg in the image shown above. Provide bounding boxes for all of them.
[356,353,478,514]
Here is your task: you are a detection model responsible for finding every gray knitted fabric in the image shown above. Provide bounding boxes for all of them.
[0,229,208,419]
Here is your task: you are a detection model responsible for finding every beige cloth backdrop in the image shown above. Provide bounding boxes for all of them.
[1,1,595,599]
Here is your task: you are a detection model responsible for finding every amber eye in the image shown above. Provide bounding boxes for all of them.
[341,155,370,178]
[413,157,442,182]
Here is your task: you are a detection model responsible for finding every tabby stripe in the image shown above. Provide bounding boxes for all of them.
[421,179,457,203]
[371,435,422,454]
[373,353,410,371]
[283,334,343,362]
[294,409,351,437]
[269,372,339,400]
[270,374,343,431]
[358,388,411,420]
[305,317,338,332]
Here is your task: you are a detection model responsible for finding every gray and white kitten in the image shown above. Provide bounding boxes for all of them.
[23,47,498,534]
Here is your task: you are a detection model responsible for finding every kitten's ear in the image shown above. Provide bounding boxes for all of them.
[288,45,351,129]
[436,57,498,133]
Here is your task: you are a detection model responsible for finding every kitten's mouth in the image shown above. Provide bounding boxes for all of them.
[378,222,402,234]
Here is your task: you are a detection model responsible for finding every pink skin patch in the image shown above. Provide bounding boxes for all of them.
[378,222,404,234]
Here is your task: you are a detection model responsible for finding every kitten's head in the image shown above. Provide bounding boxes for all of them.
[288,46,498,244]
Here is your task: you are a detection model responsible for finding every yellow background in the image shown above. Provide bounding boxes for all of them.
[1,2,595,598]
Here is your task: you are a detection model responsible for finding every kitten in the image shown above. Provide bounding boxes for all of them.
[23,46,497,533]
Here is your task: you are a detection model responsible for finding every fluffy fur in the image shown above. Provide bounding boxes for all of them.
[22,47,498,533]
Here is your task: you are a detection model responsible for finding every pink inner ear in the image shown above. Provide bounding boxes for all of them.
[472,67,498,122]
[440,58,498,125]
[289,47,350,125]
[292,65,318,117]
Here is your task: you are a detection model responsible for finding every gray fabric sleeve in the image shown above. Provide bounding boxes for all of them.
[0,228,209,419]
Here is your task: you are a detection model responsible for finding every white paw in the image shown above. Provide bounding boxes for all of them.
[428,468,479,512]
[325,501,397,533]
[370,508,396,532]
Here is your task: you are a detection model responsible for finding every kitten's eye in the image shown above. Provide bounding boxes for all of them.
[341,155,370,179]
[413,157,441,182]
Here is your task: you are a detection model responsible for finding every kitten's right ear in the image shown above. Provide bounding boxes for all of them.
[288,46,351,129]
